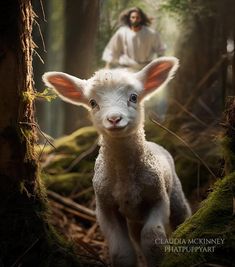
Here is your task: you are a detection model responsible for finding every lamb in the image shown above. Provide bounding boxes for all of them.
[43,57,191,267]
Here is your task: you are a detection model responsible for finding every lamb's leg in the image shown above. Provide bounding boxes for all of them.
[170,175,191,230]
[127,221,148,267]
[140,201,170,267]
[96,202,137,267]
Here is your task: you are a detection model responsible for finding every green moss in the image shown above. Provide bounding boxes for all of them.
[221,136,235,174]
[43,172,93,200]
[43,126,98,154]
[161,172,235,267]
[40,126,98,202]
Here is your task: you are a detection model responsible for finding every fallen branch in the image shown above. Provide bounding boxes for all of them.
[76,238,107,266]
[47,190,96,218]
[70,186,94,200]
[11,238,40,267]
[83,222,99,242]
[50,200,96,223]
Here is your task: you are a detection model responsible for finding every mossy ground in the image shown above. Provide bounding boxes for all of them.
[161,172,235,267]
[39,126,98,202]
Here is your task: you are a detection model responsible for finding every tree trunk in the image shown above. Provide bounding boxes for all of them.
[0,1,95,266]
[63,0,100,134]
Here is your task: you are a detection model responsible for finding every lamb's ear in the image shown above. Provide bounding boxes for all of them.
[42,72,89,108]
[135,57,179,100]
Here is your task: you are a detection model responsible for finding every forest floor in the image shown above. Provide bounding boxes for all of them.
[47,190,110,267]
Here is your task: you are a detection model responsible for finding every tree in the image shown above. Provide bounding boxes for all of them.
[0,1,98,266]
[63,0,100,134]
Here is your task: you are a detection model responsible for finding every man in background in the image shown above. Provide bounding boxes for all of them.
[102,7,166,70]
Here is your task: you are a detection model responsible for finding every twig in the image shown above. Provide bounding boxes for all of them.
[33,47,44,64]
[65,138,99,172]
[34,19,46,52]
[220,122,235,132]
[90,240,106,246]
[37,140,48,161]
[172,99,208,127]
[70,186,94,200]
[76,239,107,266]
[19,121,55,149]
[10,238,40,267]
[178,54,228,118]
[47,190,96,218]
[150,114,217,179]
[50,200,96,222]
[83,223,98,242]
[39,0,47,22]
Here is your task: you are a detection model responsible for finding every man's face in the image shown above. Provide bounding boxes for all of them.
[129,11,142,27]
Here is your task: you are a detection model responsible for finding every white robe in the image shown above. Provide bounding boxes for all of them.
[102,26,166,70]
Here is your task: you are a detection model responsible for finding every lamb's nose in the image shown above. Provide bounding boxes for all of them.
[107,114,122,125]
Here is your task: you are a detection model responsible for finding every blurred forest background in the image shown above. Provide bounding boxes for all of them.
[30,0,234,265]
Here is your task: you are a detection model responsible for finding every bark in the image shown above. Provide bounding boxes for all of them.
[0,0,37,204]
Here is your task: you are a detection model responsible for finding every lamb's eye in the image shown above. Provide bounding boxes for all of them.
[89,99,98,109]
[129,93,138,103]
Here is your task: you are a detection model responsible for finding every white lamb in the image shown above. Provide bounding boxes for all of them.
[43,57,191,267]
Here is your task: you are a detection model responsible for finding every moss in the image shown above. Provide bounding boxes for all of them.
[39,126,98,202]
[161,172,235,267]
[42,126,98,155]
[43,172,93,200]
[221,136,235,174]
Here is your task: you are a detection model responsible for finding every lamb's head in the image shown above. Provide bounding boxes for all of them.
[43,57,178,137]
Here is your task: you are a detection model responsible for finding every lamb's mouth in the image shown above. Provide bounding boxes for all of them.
[107,126,126,132]
[106,125,127,132]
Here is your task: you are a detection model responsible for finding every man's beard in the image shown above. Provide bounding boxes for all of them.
[130,21,141,27]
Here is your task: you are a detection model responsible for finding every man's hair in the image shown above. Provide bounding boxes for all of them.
[119,7,151,27]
